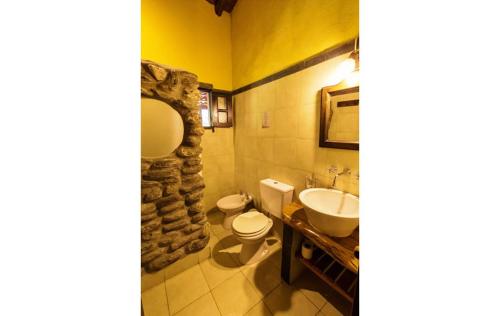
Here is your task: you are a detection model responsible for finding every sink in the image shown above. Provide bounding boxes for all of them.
[299,188,359,237]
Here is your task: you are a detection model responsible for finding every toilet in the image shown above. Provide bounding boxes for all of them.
[216,193,253,230]
[231,179,294,265]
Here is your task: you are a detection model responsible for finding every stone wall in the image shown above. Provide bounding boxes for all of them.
[141,60,210,273]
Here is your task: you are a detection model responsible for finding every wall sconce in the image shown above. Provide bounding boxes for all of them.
[331,37,359,86]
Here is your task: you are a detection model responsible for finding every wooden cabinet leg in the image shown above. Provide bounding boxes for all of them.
[351,272,359,316]
[281,224,293,284]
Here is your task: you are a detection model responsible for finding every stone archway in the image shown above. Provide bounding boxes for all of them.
[141,60,209,273]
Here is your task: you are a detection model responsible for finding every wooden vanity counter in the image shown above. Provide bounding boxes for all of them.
[282,202,359,274]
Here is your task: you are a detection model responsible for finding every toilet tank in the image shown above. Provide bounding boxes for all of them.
[259,179,294,219]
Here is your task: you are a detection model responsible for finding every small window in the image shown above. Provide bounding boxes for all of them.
[198,83,233,129]
[198,89,212,128]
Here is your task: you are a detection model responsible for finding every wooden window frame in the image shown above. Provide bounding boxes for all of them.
[211,89,232,128]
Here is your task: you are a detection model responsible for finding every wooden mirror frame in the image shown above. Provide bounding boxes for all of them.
[319,84,359,150]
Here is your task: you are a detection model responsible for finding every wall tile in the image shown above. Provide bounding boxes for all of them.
[295,139,315,172]
[257,137,274,162]
[231,55,358,200]
[274,108,298,138]
[297,102,318,140]
[256,81,276,112]
[274,138,297,168]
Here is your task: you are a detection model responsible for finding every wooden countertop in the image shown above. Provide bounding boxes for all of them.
[282,202,359,273]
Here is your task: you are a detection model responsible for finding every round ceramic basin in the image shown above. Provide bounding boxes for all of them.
[299,188,359,237]
[216,194,251,214]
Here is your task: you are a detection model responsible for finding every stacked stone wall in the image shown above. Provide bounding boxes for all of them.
[141,60,209,273]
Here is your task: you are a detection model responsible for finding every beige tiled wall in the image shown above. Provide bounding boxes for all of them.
[201,127,236,211]
[233,53,359,207]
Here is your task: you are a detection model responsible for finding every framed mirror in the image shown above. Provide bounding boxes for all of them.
[319,84,359,150]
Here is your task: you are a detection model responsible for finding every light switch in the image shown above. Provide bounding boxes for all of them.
[262,111,271,128]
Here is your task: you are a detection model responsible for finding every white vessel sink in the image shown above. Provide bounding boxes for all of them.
[299,188,359,237]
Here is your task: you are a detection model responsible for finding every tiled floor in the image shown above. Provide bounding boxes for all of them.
[142,210,350,316]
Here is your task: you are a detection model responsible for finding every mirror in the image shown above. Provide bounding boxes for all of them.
[319,84,359,150]
[141,98,184,158]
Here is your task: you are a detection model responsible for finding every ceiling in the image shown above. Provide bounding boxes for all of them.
[205,0,238,16]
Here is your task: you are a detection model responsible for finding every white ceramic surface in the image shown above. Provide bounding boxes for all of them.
[299,188,359,237]
[216,194,252,230]
[232,211,270,235]
[217,194,250,212]
[232,217,273,265]
[259,179,294,219]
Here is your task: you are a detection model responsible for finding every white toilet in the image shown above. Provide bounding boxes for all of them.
[216,193,253,230]
[231,179,294,265]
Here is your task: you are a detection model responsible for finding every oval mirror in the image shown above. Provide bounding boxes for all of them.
[141,98,184,158]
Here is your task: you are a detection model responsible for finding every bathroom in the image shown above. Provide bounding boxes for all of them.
[4,0,500,315]
[141,0,359,315]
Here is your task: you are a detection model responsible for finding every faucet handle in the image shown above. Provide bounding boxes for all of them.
[342,167,351,175]
[328,166,338,174]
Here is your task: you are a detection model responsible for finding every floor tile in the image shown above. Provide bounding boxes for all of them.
[211,272,263,315]
[244,301,273,316]
[164,252,199,280]
[141,282,169,316]
[197,245,211,263]
[263,283,319,316]
[241,255,282,297]
[199,253,241,289]
[165,264,210,314]
[319,292,352,316]
[266,240,282,271]
[291,269,331,308]
[218,234,244,264]
[141,269,165,292]
[218,233,240,249]
[173,292,220,316]
[200,233,241,289]
[207,231,221,249]
[207,210,224,225]
[210,222,233,240]
[319,300,344,316]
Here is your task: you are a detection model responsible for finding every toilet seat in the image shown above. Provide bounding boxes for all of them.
[232,211,268,233]
[232,211,272,238]
[233,222,271,237]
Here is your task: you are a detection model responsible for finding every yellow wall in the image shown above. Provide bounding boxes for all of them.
[231,0,359,89]
[234,53,359,206]
[141,0,233,90]
[141,0,359,210]
[142,0,236,212]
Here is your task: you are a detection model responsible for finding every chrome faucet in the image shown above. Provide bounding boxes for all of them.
[239,190,249,200]
[328,166,351,189]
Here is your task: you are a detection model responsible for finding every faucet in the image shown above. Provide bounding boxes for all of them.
[328,166,351,189]
[239,190,249,200]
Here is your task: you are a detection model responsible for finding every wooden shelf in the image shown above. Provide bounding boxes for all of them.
[297,249,357,303]
[283,202,359,273]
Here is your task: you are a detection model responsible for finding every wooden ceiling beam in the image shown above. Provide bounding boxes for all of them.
[206,0,238,16]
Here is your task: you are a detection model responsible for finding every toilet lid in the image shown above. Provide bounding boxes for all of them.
[232,211,269,235]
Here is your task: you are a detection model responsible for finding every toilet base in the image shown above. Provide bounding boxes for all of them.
[238,238,269,265]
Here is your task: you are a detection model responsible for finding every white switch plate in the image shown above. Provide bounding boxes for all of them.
[262,111,270,128]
